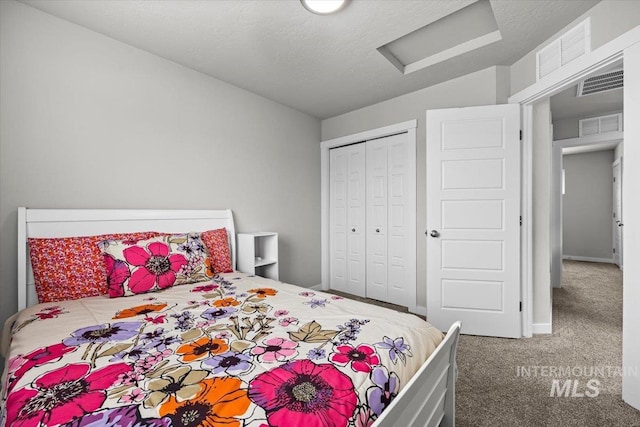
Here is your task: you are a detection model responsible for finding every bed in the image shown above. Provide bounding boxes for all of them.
[1,208,460,427]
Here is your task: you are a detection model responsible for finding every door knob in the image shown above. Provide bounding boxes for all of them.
[352,228,356,232]
[376,228,380,233]
[618,223,624,227]
[429,230,440,238]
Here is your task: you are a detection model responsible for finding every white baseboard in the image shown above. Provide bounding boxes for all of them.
[310,284,322,291]
[532,323,552,335]
[563,255,615,264]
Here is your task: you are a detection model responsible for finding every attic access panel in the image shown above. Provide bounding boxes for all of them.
[378,0,501,75]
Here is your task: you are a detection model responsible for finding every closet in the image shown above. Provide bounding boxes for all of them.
[329,132,415,308]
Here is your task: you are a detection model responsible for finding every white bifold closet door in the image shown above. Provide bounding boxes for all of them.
[329,143,367,297]
[329,133,414,307]
[366,134,412,307]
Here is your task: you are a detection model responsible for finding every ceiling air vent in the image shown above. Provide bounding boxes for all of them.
[579,113,623,137]
[577,69,623,96]
[536,19,591,80]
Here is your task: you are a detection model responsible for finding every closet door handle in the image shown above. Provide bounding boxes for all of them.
[429,230,440,238]
[351,228,356,232]
[376,228,380,233]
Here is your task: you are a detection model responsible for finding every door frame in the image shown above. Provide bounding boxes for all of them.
[509,26,640,338]
[612,157,623,269]
[320,120,418,314]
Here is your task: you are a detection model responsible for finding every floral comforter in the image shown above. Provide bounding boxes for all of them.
[1,273,443,427]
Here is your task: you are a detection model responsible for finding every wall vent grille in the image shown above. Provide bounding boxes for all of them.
[577,70,623,96]
[536,19,591,80]
[578,113,623,137]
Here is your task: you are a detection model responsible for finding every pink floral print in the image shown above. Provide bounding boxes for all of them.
[6,362,130,427]
[251,337,298,363]
[104,254,131,298]
[124,241,188,293]
[249,360,357,427]
[331,343,381,373]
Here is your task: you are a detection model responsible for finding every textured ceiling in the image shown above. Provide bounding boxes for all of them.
[20,0,600,119]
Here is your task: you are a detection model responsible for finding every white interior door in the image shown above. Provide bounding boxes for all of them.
[330,143,366,297]
[426,104,521,338]
[613,158,623,268]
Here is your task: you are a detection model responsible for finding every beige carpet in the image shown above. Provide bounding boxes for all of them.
[329,261,640,425]
[455,261,640,426]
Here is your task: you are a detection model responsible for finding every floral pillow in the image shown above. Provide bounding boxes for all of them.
[28,232,160,303]
[201,228,233,273]
[102,233,210,298]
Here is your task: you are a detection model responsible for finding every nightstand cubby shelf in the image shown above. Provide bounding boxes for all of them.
[237,232,279,280]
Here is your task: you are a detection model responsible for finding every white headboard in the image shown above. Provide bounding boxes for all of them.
[17,208,236,311]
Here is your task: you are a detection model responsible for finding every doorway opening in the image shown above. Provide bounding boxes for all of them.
[549,59,624,291]
[545,58,627,405]
[547,60,625,384]
[510,27,640,410]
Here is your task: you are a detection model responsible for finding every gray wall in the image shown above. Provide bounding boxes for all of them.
[321,66,506,309]
[0,0,321,347]
[553,117,581,141]
[562,150,614,260]
[511,0,640,96]
[553,110,623,140]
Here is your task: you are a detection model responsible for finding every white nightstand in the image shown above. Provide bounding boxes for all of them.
[237,232,279,280]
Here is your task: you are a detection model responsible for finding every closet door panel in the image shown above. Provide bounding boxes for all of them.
[329,147,348,293]
[387,133,411,307]
[347,144,367,297]
[366,139,388,301]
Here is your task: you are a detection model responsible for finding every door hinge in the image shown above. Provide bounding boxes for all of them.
[519,130,523,141]
[520,216,522,226]
[613,212,616,218]
[614,177,616,182]
[519,301,522,312]
[613,248,616,254]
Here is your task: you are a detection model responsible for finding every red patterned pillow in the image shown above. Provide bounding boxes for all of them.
[201,228,233,273]
[102,233,210,298]
[29,232,159,303]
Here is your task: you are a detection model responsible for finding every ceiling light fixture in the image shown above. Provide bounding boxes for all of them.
[301,0,349,15]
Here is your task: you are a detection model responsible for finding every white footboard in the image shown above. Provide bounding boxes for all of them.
[373,321,462,427]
